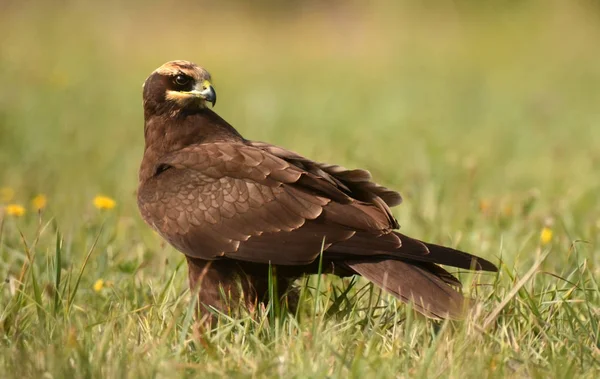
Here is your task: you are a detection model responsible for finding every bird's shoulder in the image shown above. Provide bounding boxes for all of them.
[158,142,304,186]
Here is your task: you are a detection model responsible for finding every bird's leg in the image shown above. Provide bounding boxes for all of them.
[185,257,259,323]
[185,256,300,324]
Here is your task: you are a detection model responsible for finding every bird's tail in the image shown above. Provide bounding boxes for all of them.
[334,231,497,272]
[347,259,467,319]
[337,234,497,319]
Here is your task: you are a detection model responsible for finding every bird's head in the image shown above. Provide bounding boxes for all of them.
[143,60,216,116]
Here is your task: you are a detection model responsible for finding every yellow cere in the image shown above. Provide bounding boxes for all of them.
[32,194,47,211]
[93,279,104,292]
[93,195,116,210]
[5,204,26,217]
[0,187,15,203]
[540,227,553,245]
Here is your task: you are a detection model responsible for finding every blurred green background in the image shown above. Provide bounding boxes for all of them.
[1,0,599,276]
[1,1,600,377]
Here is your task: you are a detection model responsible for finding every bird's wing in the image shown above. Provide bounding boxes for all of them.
[138,142,399,263]
[249,141,402,207]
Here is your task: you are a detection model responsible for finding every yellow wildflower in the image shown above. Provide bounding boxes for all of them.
[5,204,25,217]
[93,279,104,292]
[93,195,116,210]
[0,187,15,202]
[32,194,47,211]
[540,227,553,245]
[479,199,491,214]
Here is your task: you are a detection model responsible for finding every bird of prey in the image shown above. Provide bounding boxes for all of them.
[138,60,497,321]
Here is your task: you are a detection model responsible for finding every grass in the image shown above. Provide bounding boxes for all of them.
[1,1,599,377]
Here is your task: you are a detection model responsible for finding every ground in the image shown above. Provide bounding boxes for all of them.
[0,1,599,378]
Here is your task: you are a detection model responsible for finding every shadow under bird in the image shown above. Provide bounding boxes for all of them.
[137,60,497,321]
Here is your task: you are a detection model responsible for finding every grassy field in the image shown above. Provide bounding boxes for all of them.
[1,1,599,377]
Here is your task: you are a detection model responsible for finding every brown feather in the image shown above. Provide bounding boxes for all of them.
[347,260,466,319]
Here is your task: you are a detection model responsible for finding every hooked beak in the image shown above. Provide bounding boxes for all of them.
[188,80,216,107]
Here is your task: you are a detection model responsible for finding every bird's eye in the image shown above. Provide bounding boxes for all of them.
[173,74,190,86]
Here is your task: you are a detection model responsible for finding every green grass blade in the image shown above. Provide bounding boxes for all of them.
[54,229,62,315]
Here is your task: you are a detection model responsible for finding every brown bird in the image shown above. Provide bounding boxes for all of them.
[138,60,497,321]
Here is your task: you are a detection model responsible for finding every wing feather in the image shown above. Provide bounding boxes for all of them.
[138,142,400,263]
